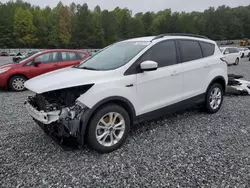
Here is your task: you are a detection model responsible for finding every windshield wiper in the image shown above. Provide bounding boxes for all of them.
[81,66,100,71]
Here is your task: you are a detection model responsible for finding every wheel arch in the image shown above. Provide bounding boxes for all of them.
[79,96,137,142]
[206,76,226,93]
[7,74,28,86]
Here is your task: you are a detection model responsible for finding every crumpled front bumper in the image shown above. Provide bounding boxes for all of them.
[24,100,61,124]
[24,97,90,146]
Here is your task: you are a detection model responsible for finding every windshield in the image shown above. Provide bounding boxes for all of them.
[77,41,150,70]
[219,48,225,52]
[17,52,41,63]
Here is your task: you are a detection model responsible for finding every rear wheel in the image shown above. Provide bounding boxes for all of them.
[204,83,224,114]
[9,75,27,92]
[86,104,130,153]
[234,58,239,65]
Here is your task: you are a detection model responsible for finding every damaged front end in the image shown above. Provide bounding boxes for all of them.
[24,85,93,146]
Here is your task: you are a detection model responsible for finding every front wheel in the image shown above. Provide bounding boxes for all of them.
[204,83,224,114]
[9,75,27,92]
[86,104,130,153]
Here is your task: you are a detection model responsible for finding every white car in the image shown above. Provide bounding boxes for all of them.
[24,34,228,153]
[239,47,250,58]
[9,52,17,56]
[220,47,241,65]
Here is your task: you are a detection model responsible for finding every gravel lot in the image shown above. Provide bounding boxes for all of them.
[1,57,250,187]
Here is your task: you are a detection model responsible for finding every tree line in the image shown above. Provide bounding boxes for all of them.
[0,0,250,49]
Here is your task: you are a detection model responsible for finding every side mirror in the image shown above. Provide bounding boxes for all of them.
[140,60,158,72]
[224,51,229,55]
[34,60,41,67]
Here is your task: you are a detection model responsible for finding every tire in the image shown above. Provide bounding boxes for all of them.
[86,104,130,153]
[234,58,239,65]
[8,75,27,92]
[241,54,244,58]
[204,83,224,114]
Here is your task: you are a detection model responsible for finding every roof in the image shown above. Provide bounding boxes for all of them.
[41,49,88,53]
[123,35,214,44]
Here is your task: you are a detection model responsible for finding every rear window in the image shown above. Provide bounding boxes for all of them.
[179,40,203,62]
[199,42,215,57]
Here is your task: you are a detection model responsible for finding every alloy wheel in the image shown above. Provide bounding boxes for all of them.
[209,87,222,110]
[96,112,125,147]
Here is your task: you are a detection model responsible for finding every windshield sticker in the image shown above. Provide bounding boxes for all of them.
[133,42,150,45]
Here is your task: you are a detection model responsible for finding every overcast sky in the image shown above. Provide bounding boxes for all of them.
[1,0,249,13]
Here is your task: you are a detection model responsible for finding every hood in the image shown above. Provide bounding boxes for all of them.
[0,62,19,68]
[24,67,115,94]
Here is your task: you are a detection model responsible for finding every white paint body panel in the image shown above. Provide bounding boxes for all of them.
[220,47,241,65]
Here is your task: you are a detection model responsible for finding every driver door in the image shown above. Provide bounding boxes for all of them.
[134,40,183,118]
[27,52,60,78]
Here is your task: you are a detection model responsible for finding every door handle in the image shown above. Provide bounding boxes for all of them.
[204,64,211,68]
[171,71,180,76]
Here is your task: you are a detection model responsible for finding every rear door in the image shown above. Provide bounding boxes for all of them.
[58,51,81,68]
[27,52,60,78]
[179,39,213,100]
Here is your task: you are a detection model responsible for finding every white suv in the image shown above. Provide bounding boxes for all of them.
[24,34,228,153]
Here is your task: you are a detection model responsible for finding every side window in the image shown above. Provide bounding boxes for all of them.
[199,42,215,57]
[179,40,203,62]
[234,48,239,53]
[61,52,78,61]
[224,48,230,54]
[68,52,77,60]
[35,52,58,64]
[78,53,86,59]
[61,52,68,61]
[228,48,235,53]
[140,40,177,68]
[244,49,248,51]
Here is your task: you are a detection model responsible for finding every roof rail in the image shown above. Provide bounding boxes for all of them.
[152,33,209,41]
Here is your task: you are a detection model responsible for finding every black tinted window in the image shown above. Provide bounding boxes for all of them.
[200,42,215,57]
[179,40,203,62]
[140,40,177,67]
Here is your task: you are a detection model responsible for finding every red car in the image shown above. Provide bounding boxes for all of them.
[0,49,90,91]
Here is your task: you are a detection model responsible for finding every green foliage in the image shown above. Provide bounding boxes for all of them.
[0,1,250,48]
[13,7,37,47]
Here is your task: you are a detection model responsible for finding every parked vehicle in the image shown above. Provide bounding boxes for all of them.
[0,49,90,91]
[220,47,241,65]
[0,52,8,56]
[24,34,228,153]
[13,52,28,62]
[239,47,250,58]
[9,52,17,56]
